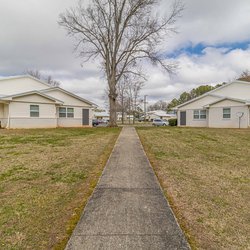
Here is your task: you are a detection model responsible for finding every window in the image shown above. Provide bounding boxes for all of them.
[59,107,74,118]
[223,108,231,119]
[193,109,207,119]
[193,110,200,119]
[30,105,39,117]
[200,110,207,119]
[59,107,67,117]
[67,108,74,118]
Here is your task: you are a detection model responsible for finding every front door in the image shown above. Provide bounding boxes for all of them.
[180,111,186,126]
[82,109,89,125]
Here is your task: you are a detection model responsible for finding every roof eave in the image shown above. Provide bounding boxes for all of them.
[42,87,97,107]
[2,90,64,104]
[0,75,53,88]
[205,97,247,107]
[0,97,12,101]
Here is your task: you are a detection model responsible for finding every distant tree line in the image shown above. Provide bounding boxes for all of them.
[166,83,226,111]
[148,83,225,112]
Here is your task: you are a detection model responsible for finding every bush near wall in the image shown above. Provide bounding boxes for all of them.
[168,118,177,126]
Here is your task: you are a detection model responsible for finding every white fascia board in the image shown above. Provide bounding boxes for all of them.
[175,94,221,109]
[41,87,97,107]
[204,97,247,108]
[1,90,64,104]
[0,75,53,88]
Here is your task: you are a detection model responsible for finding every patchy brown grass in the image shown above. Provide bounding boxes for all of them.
[0,127,121,250]
[137,127,250,250]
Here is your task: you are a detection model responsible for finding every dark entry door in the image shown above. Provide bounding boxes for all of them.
[82,109,89,125]
[180,111,186,126]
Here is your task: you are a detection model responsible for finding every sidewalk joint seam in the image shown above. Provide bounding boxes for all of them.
[73,233,176,237]
[96,187,160,190]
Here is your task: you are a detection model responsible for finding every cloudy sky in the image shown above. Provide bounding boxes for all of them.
[1,0,250,107]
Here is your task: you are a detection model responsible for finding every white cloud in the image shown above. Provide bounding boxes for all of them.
[0,0,250,107]
[141,46,250,103]
[162,0,250,51]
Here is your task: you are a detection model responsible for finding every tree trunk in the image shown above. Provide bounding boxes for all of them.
[133,98,136,124]
[109,95,117,127]
[121,109,124,125]
[121,95,124,125]
[108,72,118,127]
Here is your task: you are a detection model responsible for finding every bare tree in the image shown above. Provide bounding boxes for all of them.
[46,75,61,87]
[117,74,144,124]
[126,77,144,124]
[25,69,60,87]
[25,69,41,80]
[148,100,168,111]
[117,76,129,124]
[238,70,250,82]
[59,0,183,126]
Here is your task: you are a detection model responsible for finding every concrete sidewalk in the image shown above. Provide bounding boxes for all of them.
[66,127,190,250]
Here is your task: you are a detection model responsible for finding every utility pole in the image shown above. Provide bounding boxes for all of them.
[143,95,148,121]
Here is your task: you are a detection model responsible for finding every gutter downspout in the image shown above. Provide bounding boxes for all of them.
[56,104,59,128]
[6,102,10,129]
[249,106,250,127]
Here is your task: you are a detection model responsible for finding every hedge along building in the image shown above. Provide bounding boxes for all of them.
[0,75,96,129]
[175,80,250,128]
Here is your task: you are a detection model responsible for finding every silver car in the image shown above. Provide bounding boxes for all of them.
[152,119,168,126]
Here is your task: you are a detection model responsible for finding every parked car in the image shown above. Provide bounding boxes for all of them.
[92,119,100,127]
[98,119,109,126]
[92,119,109,127]
[101,119,109,123]
[152,119,168,126]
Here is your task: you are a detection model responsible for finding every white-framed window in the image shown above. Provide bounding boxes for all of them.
[59,107,74,118]
[59,107,67,118]
[223,108,231,119]
[193,109,207,119]
[67,108,74,118]
[30,105,39,117]
[193,110,200,119]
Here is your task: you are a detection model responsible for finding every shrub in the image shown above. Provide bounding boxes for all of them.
[168,118,177,126]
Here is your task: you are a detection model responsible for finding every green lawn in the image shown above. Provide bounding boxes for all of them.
[137,127,250,250]
[0,127,120,250]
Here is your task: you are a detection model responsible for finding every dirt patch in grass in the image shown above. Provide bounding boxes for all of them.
[0,127,121,250]
[137,127,250,250]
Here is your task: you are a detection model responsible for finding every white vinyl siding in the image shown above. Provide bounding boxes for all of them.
[9,102,57,128]
[30,105,39,117]
[209,106,248,128]
[223,108,231,119]
[193,109,206,119]
[59,107,74,118]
